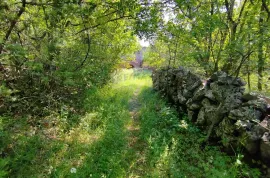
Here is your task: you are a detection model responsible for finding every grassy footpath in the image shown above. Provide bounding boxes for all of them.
[0,69,261,177]
[137,84,260,177]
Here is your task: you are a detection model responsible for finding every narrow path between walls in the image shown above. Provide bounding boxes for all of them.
[80,69,262,177]
[126,88,147,177]
[3,69,262,177]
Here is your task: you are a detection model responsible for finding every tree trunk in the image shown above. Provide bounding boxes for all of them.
[257,3,265,91]
[248,69,251,92]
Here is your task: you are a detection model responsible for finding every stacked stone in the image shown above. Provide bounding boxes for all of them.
[152,68,270,165]
[152,67,202,111]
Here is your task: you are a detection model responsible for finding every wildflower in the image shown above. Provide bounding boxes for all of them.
[236,154,243,165]
[179,120,188,129]
[236,159,242,165]
[70,167,77,173]
[48,166,53,174]
[209,156,213,163]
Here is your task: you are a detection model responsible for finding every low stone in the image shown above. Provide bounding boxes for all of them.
[235,120,252,132]
[229,109,245,119]
[201,98,211,108]
[178,106,185,114]
[176,66,188,76]
[209,71,245,86]
[258,117,270,131]
[260,132,270,163]
[188,110,197,121]
[191,88,205,101]
[236,120,266,154]
[216,117,235,136]
[186,98,192,106]
[223,92,243,111]
[229,107,262,121]
[267,106,270,115]
[232,78,246,87]
[239,131,260,154]
[183,88,193,98]
[171,95,178,103]
[242,93,258,102]
[203,105,219,125]
[188,103,201,110]
[239,87,246,94]
[210,82,245,103]
[253,124,268,139]
[196,108,206,125]
[152,67,270,166]
[210,82,223,101]
[210,71,228,83]
[266,168,270,178]
[243,98,268,113]
[262,132,270,142]
[216,117,237,147]
[186,80,202,92]
[205,90,216,101]
[176,76,184,87]
[177,92,186,104]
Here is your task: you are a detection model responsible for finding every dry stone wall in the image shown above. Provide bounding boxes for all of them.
[152,67,270,165]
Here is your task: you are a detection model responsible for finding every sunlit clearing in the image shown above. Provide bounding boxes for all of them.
[139,39,150,47]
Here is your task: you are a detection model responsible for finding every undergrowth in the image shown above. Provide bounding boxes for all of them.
[138,86,261,178]
[0,69,261,177]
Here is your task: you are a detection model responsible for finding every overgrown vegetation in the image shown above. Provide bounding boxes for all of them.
[1,1,269,119]
[0,70,139,177]
[1,0,269,177]
[142,0,270,94]
[0,0,142,117]
[0,70,261,177]
[138,79,261,177]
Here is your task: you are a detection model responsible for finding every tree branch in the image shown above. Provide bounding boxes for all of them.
[236,0,247,24]
[262,0,270,21]
[224,0,235,23]
[74,15,133,35]
[74,1,92,71]
[0,0,26,54]
[234,50,254,78]
[74,33,91,71]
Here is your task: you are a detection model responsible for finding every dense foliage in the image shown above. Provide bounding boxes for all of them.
[0,0,269,177]
[0,0,144,116]
[143,0,270,94]
[0,70,261,177]
[2,1,269,118]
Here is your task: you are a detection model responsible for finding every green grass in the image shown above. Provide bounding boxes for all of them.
[0,69,261,178]
[137,87,260,178]
[240,73,270,97]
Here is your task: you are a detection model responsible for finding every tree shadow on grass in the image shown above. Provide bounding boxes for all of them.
[66,84,142,177]
[2,81,174,178]
[0,84,133,177]
[135,87,262,178]
[72,84,174,178]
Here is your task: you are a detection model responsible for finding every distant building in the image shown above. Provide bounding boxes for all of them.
[130,47,147,68]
